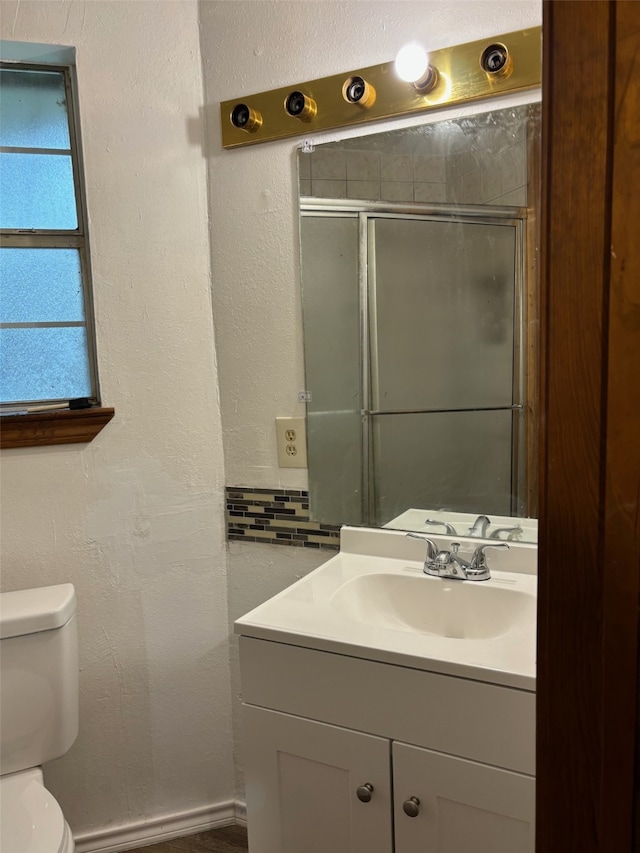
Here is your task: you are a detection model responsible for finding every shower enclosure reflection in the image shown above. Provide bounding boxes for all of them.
[298,104,540,537]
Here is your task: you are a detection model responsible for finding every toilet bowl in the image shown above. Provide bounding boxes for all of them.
[0,584,79,853]
[1,769,74,853]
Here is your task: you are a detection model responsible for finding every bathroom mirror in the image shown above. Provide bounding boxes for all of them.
[297,103,540,542]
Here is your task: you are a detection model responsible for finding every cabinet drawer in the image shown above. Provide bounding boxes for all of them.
[240,637,535,775]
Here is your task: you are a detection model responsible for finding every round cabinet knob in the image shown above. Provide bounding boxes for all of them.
[356,783,374,803]
[402,796,421,817]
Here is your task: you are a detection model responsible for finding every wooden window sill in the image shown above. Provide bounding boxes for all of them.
[0,407,115,449]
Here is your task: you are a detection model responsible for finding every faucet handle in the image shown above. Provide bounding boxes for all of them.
[405,533,438,561]
[424,518,458,535]
[468,542,509,579]
[489,525,523,541]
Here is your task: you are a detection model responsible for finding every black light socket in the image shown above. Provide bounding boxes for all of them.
[230,103,263,133]
[412,65,439,94]
[342,76,376,108]
[284,91,317,122]
[480,43,512,77]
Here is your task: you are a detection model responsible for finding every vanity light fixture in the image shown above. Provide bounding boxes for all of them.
[230,102,263,133]
[220,26,540,148]
[342,75,376,108]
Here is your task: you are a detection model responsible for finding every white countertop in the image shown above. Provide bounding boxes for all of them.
[235,526,537,692]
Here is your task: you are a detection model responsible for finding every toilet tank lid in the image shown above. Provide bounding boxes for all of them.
[0,584,76,639]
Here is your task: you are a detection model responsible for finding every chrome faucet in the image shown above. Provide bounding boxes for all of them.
[407,533,509,581]
[424,518,458,535]
[468,515,491,537]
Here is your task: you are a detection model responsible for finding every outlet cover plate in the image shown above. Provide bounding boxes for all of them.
[276,416,307,468]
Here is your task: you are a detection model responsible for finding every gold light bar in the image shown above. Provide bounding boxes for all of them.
[220,27,541,149]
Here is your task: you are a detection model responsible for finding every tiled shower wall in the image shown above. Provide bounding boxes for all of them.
[226,487,340,550]
[298,121,527,207]
[299,145,451,204]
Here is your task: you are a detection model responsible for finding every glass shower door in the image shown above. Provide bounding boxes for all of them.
[368,216,522,525]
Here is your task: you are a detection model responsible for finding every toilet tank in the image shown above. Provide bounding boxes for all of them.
[0,584,79,776]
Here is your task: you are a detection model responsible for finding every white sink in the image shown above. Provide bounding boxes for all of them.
[234,526,537,691]
[331,572,536,640]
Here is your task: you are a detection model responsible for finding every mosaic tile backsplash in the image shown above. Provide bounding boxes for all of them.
[226,487,340,550]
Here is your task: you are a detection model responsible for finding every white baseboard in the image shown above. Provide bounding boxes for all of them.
[235,799,247,825]
[74,800,246,853]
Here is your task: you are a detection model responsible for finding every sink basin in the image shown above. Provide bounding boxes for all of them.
[331,572,536,640]
[235,525,537,690]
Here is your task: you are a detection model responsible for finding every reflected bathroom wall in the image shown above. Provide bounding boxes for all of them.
[298,107,530,207]
[298,104,540,537]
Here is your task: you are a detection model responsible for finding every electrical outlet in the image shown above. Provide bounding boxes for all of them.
[276,417,307,468]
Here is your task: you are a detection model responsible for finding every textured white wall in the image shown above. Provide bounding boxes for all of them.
[199,0,541,802]
[0,0,233,840]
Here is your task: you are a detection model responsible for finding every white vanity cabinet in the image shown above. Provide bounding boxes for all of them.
[239,636,535,853]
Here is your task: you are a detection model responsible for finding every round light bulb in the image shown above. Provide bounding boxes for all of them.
[395,43,429,83]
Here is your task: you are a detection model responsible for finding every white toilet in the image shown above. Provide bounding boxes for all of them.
[0,584,79,853]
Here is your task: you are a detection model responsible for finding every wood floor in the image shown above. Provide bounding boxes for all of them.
[126,826,248,852]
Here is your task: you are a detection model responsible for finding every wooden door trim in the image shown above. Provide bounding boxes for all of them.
[537,2,640,849]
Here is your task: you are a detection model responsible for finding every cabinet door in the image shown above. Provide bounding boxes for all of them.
[393,742,535,853]
[243,705,392,853]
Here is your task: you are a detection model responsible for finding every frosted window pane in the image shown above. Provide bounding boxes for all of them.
[0,152,78,229]
[0,326,91,403]
[0,69,70,150]
[0,248,85,322]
